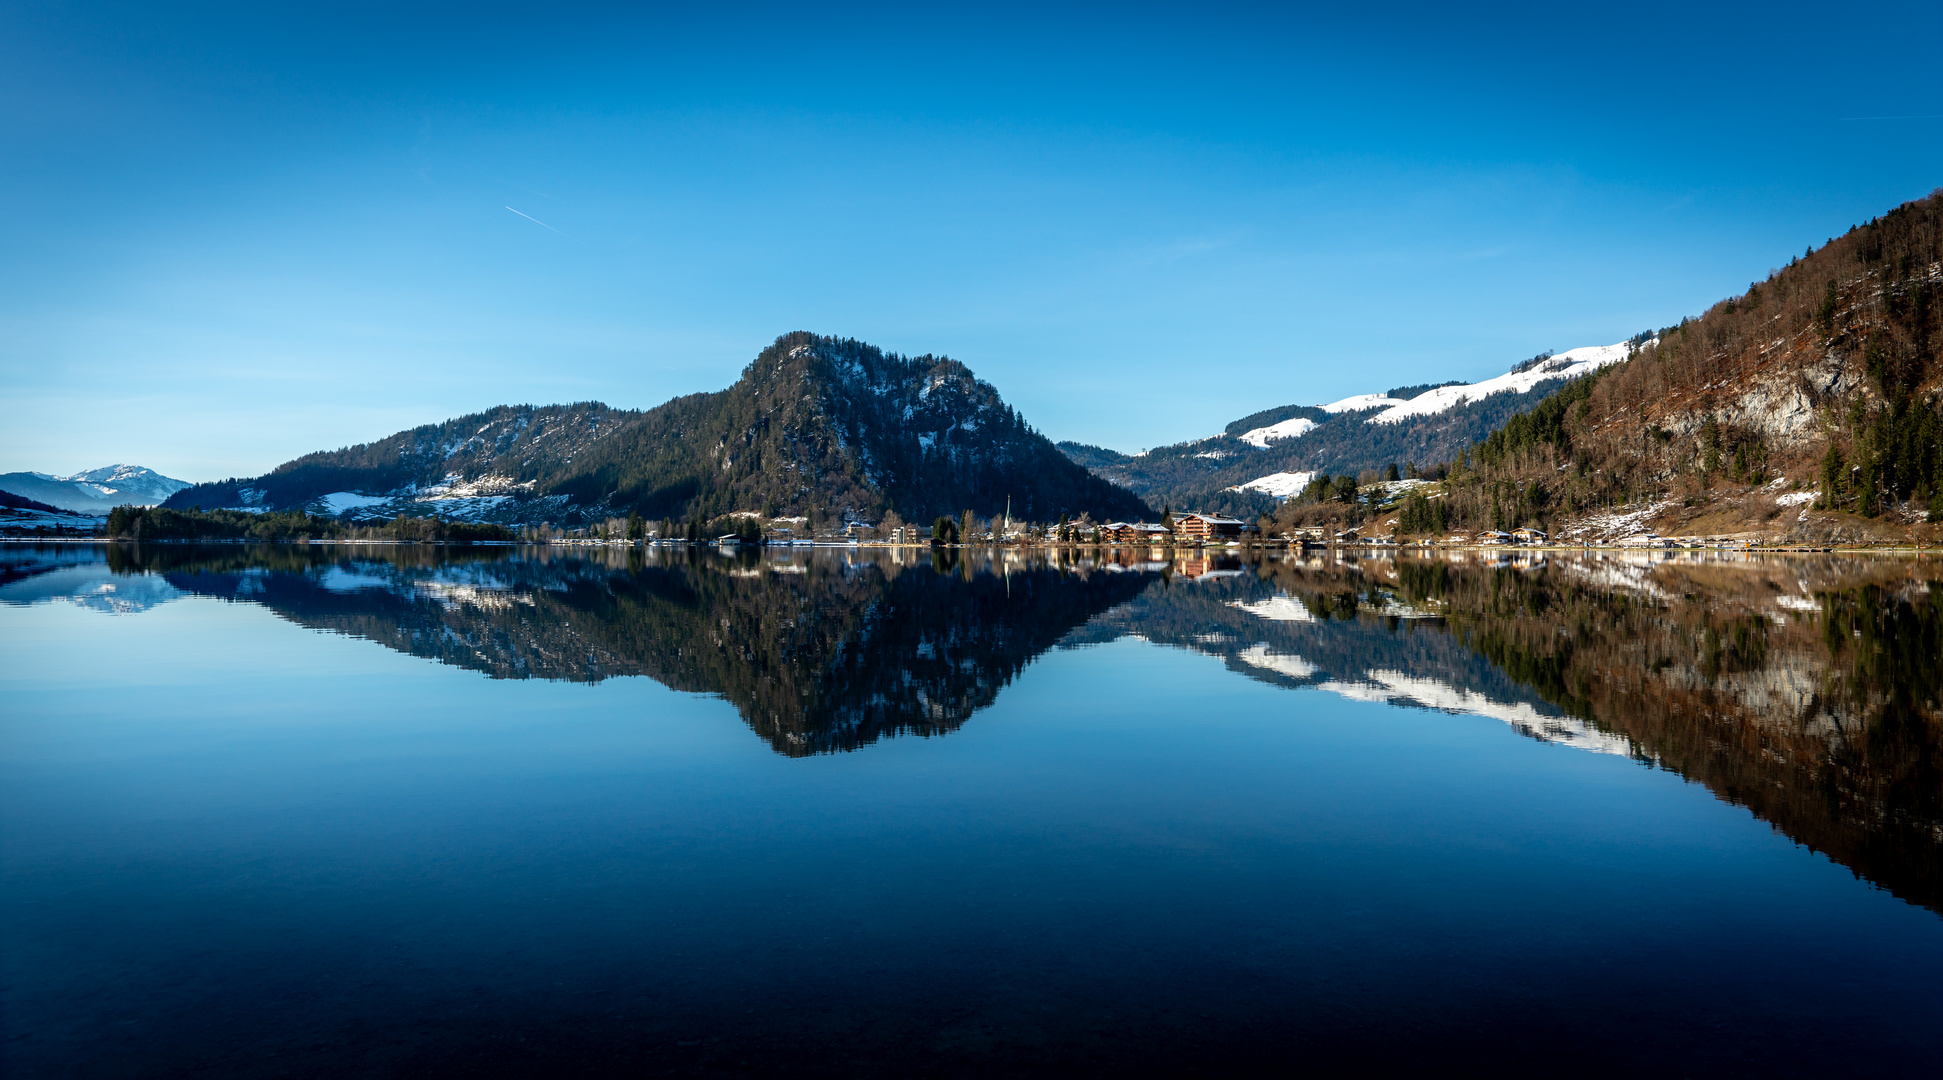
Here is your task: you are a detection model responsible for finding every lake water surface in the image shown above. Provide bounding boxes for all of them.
[4,543,1941,1076]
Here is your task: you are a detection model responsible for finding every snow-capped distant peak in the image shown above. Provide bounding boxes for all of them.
[69,464,163,485]
[1318,392,1409,414]
[0,463,191,512]
[1236,417,1318,448]
[44,464,190,492]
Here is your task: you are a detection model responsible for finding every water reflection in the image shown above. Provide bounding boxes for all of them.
[1204,549,1943,913]
[2,544,1155,756]
[5,542,1941,910]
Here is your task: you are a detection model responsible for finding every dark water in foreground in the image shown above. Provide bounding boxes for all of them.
[3,543,1941,1076]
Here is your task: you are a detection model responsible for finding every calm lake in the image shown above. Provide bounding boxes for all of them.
[3,543,1941,1076]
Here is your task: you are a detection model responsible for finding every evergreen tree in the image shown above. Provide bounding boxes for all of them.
[1820,445,1845,510]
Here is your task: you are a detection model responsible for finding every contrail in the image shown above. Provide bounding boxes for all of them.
[505,205,567,235]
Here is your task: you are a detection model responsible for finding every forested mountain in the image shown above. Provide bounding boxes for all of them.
[1406,189,1942,542]
[1058,342,1643,518]
[162,333,1150,526]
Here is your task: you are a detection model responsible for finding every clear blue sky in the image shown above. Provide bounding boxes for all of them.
[3,1,1938,480]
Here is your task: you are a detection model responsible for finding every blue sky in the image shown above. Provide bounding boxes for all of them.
[3,2,1938,481]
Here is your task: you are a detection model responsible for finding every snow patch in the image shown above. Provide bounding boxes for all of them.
[1228,471,1316,499]
[1320,393,1408,414]
[1236,416,1318,448]
[318,492,394,516]
[1369,478,1434,500]
[1556,498,1676,542]
[416,496,513,520]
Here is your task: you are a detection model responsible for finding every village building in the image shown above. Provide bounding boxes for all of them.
[1171,512,1244,542]
[1511,527,1548,544]
[1099,521,1171,544]
[1617,532,1669,548]
[1478,530,1512,545]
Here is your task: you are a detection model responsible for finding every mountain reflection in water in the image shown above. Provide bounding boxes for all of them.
[5,542,1941,911]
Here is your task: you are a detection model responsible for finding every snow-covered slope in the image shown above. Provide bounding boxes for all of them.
[1303,340,1641,428]
[1318,392,1410,414]
[1235,417,1318,448]
[0,465,191,513]
[1214,340,1646,501]
[204,473,561,524]
[295,480,560,525]
[1366,341,1640,426]
[0,503,101,535]
[1064,336,1656,516]
[1230,471,1316,498]
[1242,339,1642,441]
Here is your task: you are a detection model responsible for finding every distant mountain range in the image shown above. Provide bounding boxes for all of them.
[163,332,1150,526]
[0,465,190,514]
[1058,339,1648,517]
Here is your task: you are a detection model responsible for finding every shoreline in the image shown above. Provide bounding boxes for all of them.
[5,535,1935,557]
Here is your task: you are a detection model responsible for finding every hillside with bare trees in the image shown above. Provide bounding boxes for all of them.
[1302,190,1943,543]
